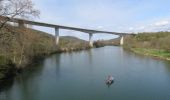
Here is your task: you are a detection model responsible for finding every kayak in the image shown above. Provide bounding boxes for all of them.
[105,76,114,85]
[106,79,113,85]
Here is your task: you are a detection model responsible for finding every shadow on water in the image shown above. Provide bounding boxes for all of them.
[106,80,114,88]
[0,79,14,92]
[18,63,44,81]
[0,60,45,94]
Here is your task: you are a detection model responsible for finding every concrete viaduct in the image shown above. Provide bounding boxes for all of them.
[0,16,132,47]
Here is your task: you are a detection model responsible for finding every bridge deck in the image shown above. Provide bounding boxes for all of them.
[0,16,130,35]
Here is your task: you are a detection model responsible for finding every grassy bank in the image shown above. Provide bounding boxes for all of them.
[124,32,170,61]
[131,48,170,60]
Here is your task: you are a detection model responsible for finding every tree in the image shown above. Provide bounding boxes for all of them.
[0,0,40,29]
[0,0,40,66]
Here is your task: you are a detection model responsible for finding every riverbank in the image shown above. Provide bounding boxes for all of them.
[0,25,91,80]
[123,32,170,61]
[131,48,170,61]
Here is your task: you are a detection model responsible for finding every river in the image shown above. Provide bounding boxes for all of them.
[0,46,170,100]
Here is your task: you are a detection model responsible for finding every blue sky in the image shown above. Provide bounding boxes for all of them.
[32,0,170,40]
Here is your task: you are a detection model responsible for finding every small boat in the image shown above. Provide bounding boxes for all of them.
[106,75,114,85]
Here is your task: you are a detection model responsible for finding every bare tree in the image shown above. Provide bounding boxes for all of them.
[0,0,40,66]
[0,0,40,29]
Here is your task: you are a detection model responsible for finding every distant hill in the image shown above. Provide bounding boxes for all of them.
[59,36,89,51]
[93,37,120,47]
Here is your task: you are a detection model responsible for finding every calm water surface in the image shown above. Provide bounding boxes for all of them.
[0,46,170,100]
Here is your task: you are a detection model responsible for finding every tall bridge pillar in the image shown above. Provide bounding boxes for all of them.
[55,27,59,45]
[18,20,25,28]
[89,33,93,47]
[120,36,124,46]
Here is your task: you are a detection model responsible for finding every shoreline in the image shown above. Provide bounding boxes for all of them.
[0,45,104,81]
[131,48,170,61]
[1,46,169,81]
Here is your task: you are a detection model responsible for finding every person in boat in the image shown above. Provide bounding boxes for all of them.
[106,75,114,84]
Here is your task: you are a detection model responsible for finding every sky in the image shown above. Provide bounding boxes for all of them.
[32,0,170,40]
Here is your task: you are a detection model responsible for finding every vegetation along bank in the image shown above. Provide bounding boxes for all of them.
[123,32,170,60]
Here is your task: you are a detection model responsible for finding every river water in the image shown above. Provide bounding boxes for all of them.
[0,46,170,100]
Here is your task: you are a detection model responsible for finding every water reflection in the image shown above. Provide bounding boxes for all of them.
[49,54,61,76]
[0,61,45,100]
[106,80,114,88]
[87,49,93,66]
[163,61,170,73]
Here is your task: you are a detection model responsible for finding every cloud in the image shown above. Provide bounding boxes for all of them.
[152,20,170,27]
[128,27,134,31]
[127,19,170,32]
[32,0,170,39]
[97,26,104,29]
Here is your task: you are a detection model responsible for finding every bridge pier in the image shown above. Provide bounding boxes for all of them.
[55,27,59,45]
[89,33,93,47]
[120,36,124,46]
[18,20,25,28]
